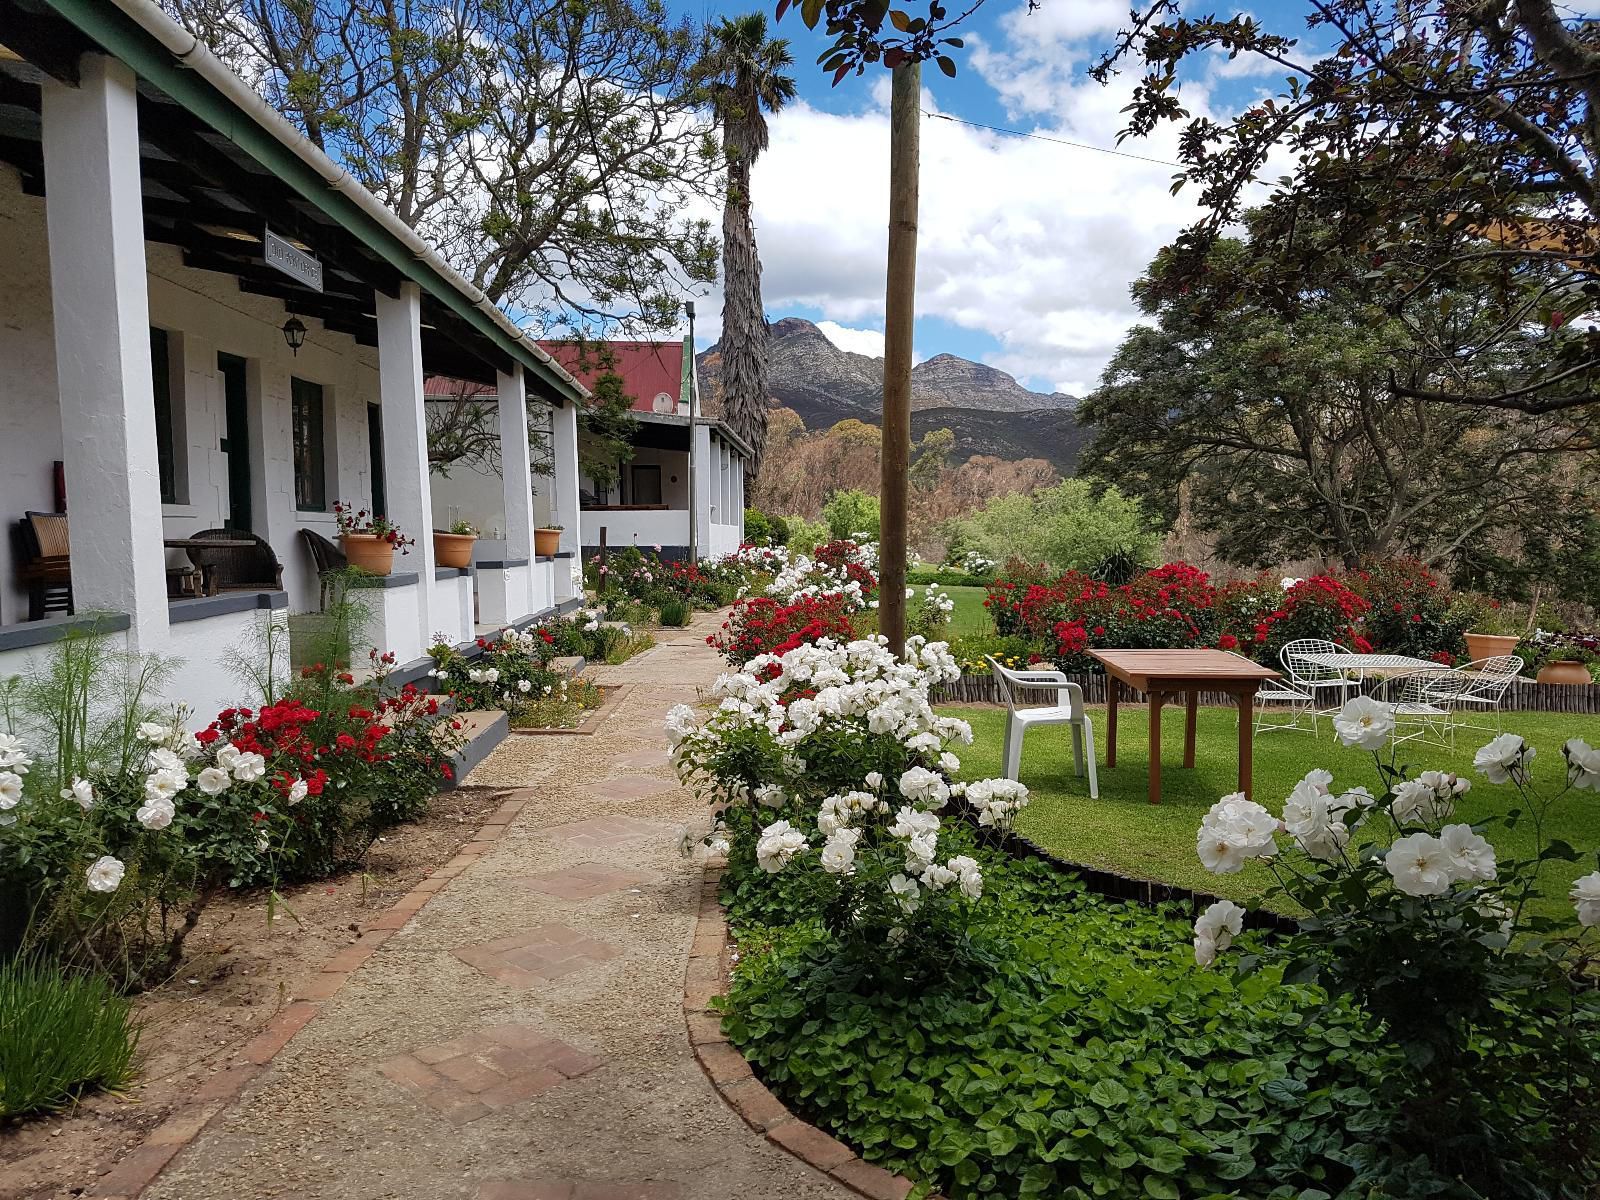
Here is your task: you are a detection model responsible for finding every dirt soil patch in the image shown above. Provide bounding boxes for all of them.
[0,784,511,1200]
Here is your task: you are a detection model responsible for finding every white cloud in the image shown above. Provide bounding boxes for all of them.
[727,63,1232,392]
[815,320,886,358]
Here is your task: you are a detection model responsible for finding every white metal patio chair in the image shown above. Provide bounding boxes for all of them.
[1280,638,1361,727]
[1253,675,1319,736]
[1425,655,1521,734]
[985,656,1099,798]
[1385,668,1463,749]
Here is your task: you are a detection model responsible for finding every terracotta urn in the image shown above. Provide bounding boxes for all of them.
[1537,659,1591,686]
[434,531,477,570]
[340,532,395,576]
[534,527,562,557]
[1464,632,1519,661]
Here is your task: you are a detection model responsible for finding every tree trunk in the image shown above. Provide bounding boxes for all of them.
[879,63,920,658]
[720,141,770,481]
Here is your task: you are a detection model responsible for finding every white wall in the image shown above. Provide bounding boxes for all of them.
[579,508,691,550]
[0,172,386,622]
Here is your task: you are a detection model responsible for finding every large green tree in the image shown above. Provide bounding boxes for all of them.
[165,0,715,471]
[699,13,796,481]
[1093,0,1600,418]
[1080,212,1597,571]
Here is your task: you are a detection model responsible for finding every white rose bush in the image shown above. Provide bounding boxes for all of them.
[668,633,1029,955]
[1187,696,1600,1190]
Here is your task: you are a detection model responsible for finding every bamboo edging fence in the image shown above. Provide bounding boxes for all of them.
[934,673,1600,715]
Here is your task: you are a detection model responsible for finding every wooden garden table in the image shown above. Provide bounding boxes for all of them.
[1088,649,1281,805]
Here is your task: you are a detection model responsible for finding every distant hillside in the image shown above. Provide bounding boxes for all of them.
[697,317,1085,471]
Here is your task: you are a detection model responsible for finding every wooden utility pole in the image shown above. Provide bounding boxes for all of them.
[879,61,919,658]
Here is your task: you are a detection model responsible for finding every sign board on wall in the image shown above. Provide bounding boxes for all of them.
[264,228,323,292]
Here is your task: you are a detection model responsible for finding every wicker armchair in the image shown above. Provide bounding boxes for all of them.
[183,529,283,594]
[15,511,72,620]
[299,528,347,611]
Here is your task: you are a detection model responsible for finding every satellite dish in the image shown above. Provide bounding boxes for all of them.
[652,392,676,413]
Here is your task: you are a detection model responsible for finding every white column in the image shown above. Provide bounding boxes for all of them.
[498,366,533,560]
[481,364,534,623]
[376,283,436,651]
[550,397,581,601]
[42,56,169,649]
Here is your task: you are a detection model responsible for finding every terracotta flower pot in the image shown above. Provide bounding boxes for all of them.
[1464,632,1519,661]
[340,532,395,576]
[1537,660,1591,686]
[534,527,561,557]
[434,531,477,569]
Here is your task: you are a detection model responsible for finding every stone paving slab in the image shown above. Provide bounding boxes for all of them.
[140,612,854,1200]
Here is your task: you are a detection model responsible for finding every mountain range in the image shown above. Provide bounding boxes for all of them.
[697,317,1086,471]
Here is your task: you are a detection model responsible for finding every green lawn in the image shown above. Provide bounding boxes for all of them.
[939,585,991,637]
[945,704,1598,919]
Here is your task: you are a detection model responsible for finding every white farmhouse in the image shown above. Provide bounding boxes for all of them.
[0,0,587,719]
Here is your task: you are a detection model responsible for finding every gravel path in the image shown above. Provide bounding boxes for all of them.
[145,615,850,1200]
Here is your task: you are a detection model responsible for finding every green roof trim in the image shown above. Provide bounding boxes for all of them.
[38,0,584,405]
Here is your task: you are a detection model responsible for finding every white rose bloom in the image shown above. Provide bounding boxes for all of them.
[1193,899,1246,967]
[287,778,309,806]
[819,829,860,875]
[1195,793,1277,873]
[939,752,961,774]
[0,771,24,811]
[946,854,984,899]
[755,820,807,873]
[898,766,950,810]
[136,721,169,742]
[215,742,242,771]
[144,768,185,802]
[485,668,501,683]
[888,872,922,914]
[1282,780,1356,860]
[1564,738,1600,791]
[1385,832,1454,896]
[196,766,232,796]
[231,752,267,783]
[1571,871,1600,927]
[1302,768,1333,794]
[1437,823,1496,882]
[145,747,186,775]
[85,855,125,893]
[1333,696,1395,751]
[1474,733,1534,785]
[754,783,786,809]
[61,776,95,810]
[705,828,731,857]
[921,863,957,891]
[255,834,270,853]
[663,704,697,746]
[136,795,176,830]
[888,806,940,842]
[1391,776,1455,824]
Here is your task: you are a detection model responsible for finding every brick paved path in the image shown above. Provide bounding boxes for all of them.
[141,616,853,1200]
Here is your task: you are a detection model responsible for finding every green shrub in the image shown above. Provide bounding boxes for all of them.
[744,508,772,546]
[658,596,691,627]
[947,480,1160,572]
[781,515,829,555]
[907,567,989,588]
[822,488,881,541]
[0,958,138,1117]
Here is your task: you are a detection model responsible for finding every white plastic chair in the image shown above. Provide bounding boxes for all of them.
[986,656,1099,798]
[1427,655,1520,733]
[1281,639,1360,719]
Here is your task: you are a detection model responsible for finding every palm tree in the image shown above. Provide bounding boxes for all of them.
[702,13,796,484]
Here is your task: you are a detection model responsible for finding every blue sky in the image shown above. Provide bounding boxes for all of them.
[669,0,1317,393]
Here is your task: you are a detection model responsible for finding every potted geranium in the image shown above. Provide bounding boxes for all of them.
[334,501,414,576]
[434,519,478,570]
[534,523,562,557]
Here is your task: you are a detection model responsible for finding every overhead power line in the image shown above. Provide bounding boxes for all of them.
[921,109,1184,168]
